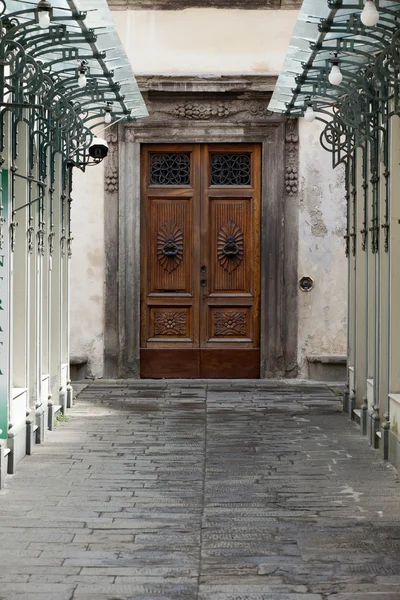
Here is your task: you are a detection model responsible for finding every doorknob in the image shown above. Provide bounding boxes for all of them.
[200,279,207,287]
[201,265,207,273]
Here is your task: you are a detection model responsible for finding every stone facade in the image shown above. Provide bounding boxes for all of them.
[103,75,299,379]
[70,4,348,380]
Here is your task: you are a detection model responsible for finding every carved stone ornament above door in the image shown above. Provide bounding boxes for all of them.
[120,75,287,139]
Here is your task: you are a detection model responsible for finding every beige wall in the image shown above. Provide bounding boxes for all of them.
[113,9,298,74]
[70,164,105,378]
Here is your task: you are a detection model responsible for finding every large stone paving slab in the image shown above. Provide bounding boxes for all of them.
[0,381,399,599]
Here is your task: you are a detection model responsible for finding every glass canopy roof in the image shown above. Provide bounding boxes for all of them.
[3,0,148,120]
[269,0,400,116]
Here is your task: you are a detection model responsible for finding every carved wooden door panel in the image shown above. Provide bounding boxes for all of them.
[199,145,261,377]
[141,145,201,377]
[141,143,260,378]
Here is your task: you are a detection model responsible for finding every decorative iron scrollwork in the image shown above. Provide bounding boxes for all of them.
[217,221,244,273]
[211,154,251,186]
[157,221,183,273]
[150,153,190,186]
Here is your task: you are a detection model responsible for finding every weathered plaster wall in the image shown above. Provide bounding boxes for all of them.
[112,9,298,74]
[70,164,105,378]
[297,118,348,377]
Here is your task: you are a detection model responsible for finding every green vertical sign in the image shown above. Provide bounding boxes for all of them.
[0,170,8,439]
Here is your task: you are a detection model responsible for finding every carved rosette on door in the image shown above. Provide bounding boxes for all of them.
[157,221,184,273]
[141,143,261,378]
[217,221,244,273]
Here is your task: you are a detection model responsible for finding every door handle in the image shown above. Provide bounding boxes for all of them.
[200,279,207,287]
[201,265,207,273]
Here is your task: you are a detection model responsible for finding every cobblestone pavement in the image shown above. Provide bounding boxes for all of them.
[1,381,400,600]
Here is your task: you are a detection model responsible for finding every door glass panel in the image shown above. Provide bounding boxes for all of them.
[150,153,190,185]
[210,154,251,186]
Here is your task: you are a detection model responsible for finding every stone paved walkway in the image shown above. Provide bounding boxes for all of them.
[1,381,400,600]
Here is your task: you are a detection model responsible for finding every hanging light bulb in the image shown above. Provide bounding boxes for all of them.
[361,0,379,27]
[77,62,88,89]
[304,104,315,122]
[36,0,52,29]
[329,53,343,86]
[104,103,113,124]
[78,72,87,88]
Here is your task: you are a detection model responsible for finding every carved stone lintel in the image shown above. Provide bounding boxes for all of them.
[285,118,299,196]
[147,99,275,125]
[105,126,119,194]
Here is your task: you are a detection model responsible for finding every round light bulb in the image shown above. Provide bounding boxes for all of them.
[361,0,379,27]
[329,64,343,86]
[304,106,315,122]
[104,111,112,124]
[78,72,87,88]
[38,10,51,29]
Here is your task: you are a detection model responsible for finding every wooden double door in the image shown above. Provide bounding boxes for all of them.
[140,144,261,378]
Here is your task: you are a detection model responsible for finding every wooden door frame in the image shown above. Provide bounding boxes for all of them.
[104,75,299,379]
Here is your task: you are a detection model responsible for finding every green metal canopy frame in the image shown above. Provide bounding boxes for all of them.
[269,0,400,166]
[0,0,148,254]
[270,0,400,447]
[0,0,147,163]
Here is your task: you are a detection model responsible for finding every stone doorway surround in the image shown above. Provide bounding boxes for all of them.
[104,75,299,379]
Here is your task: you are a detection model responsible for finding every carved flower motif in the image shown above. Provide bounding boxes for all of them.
[248,101,274,117]
[174,103,230,120]
[214,311,246,336]
[154,311,186,336]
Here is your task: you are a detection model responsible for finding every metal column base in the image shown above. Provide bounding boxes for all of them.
[59,386,67,416]
[370,411,380,449]
[349,393,356,420]
[381,421,390,461]
[0,441,9,489]
[360,398,368,436]
[66,381,73,409]
[35,407,46,444]
[26,419,35,455]
[342,389,349,413]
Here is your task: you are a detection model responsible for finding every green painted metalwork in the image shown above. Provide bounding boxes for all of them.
[0,169,8,440]
[0,0,148,256]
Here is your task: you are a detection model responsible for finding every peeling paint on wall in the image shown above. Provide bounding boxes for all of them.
[297,119,347,378]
